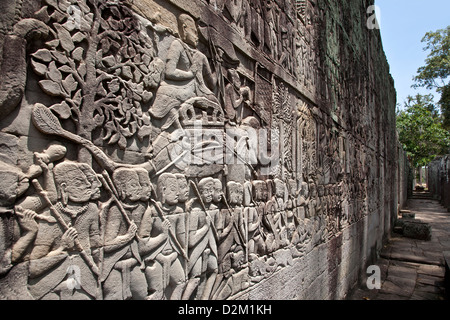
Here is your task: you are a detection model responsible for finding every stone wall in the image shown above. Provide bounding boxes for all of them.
[0,0,401,300]
[428,155,450,210]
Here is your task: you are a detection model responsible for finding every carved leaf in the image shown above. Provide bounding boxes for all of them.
[118,133,127,149]
[62,74,78,94]
[32,103,63,135]
[45,39,60,49]
[137,125,152,141]
[77,62,87,78]
[50,101,72,119]
[47,61,62,83]
[73,89,82,105]
[52,50,69,64]
[103,121,116,141]
[58,65,74,73]
[108,132,120,145]
[54,23,75,53]
[72,32,86,43]
[107,79,120,93]
[57,0,70,12]
[97,82,107,97]
[31,60,48,76]
[120,126,133,138]
[39,80,63,96]
[102,55,116,68]
[50,10,66,23]
[72,47,84,61]
[32,48,53,62]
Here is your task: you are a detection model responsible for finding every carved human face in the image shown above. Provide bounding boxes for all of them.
[231,250,244,269]
[275,181,285,198]
[228,184,243,206]
[182,17,198,47]
[254,182,268,201]
[213,180,223,203]
[81,167,101,201]
[64,170,92,203]
[137,171,151,201]
[177,176,189,203]
[122,172,142,202]
[89,177,102,201]
[163,177,179,206]
[200,181,214,204]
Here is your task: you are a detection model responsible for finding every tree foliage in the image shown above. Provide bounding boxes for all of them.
[30,0,164,160]
[396,94,450,168]
[413,26,450,131]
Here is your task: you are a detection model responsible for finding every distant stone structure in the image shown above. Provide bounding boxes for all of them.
[0,0,408,299]
[428,155,450,210]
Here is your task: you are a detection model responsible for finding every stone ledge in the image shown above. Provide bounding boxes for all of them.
[394,218,432,241]
[444,251,450,299]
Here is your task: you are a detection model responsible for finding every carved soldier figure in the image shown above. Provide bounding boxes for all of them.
[0,142,68,299]
[245,182,265,261]
[139,173,187,300]
[264,180,283,251]
[0,167,39,278]
[101,168,147,300]
[28,161,102,300]
[211,178,224,209]
[215,181,246,274]
[185,177,218,300]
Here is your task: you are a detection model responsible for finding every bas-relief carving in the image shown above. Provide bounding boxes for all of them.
[0,0,397,300]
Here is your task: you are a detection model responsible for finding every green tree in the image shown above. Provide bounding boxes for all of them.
[413,26,450,130]
[396,94,450,168]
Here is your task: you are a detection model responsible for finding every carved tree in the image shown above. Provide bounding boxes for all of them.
[273,82,293,177]
[30,0,164,163]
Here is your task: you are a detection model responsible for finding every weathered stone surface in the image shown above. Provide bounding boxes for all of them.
[0,0,407,300]
[403,221,432,241]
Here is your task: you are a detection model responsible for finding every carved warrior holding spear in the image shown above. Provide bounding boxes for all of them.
[139,173,189,300]
[27,161,102,300]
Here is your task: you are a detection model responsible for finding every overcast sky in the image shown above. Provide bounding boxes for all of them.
[375,0,450,109]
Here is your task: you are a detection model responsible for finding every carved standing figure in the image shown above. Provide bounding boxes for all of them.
[27,161,102,300]
[101,167,148,300]
[139,173,187,300]
[185,177,219,300]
